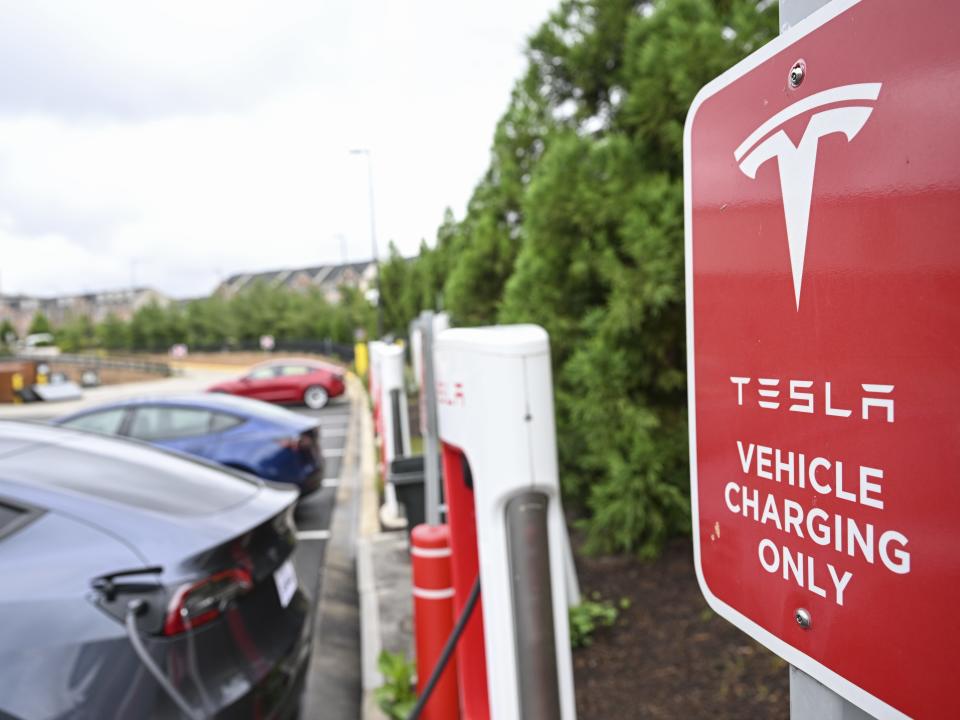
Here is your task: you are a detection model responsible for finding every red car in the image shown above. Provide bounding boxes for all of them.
[209,359,346,409]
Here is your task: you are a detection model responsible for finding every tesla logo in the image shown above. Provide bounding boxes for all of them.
[437,380,465,407]
[735,83,882,309]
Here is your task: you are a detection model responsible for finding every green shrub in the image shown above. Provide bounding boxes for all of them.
[569,595,621,649]
[374,650,417,720]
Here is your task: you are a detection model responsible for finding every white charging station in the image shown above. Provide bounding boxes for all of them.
[378,344,410,463]
[367,340,388,420]
[435,324,576,720]
[378,343,411,528]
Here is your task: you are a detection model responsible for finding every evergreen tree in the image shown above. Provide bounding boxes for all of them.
[57,315,97,352]
[28,311,52,336]
[0,319,16,347]
[97,314,130,351]
[437,0,775,555]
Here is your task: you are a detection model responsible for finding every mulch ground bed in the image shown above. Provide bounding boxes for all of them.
[572,537,789,720]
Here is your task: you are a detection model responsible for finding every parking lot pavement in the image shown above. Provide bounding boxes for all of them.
[301,378,364,720]
[291,397,352,603]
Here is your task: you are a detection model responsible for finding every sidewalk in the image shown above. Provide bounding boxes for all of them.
[356,380,415,720]
[301,374,414,720]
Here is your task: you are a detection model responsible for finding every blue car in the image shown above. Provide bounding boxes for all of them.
[54,393,325,495]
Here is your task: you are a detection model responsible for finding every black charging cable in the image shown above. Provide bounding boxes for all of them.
[124,600,205,720]
[406,575,481,720]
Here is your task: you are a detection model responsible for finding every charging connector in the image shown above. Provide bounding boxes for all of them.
[124,600,205,720]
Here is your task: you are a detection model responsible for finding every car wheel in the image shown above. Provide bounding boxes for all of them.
[303,385,330,409]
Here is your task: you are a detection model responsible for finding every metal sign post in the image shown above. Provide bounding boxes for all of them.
[790,667,872,720]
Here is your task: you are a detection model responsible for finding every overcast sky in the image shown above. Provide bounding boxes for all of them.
[0,0,556,298]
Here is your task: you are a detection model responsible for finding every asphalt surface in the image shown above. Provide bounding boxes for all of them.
[301,389,363,720]
[289,397,352,605]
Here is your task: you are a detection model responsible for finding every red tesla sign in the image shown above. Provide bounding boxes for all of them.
[686,1,960,717]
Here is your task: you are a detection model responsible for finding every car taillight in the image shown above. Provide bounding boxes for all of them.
[163,568,253,636]
[276,436,300,450]
[277,432,317,456]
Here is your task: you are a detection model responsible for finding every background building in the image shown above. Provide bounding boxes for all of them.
[0,288,169,337]
[215,261,377,304]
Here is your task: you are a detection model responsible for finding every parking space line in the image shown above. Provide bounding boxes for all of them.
[324,448,345,457]
[297,529,331,541]
[322,478,340,488]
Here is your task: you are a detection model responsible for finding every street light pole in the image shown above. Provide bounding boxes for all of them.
[350,148,383,338]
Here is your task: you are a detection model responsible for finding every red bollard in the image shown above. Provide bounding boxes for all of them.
[411,524,460,720]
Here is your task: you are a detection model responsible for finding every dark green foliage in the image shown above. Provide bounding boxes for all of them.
[46,282,376,354]
[97,314,130,351]
[374,651,417,720]
[28,311,52,336]
[569,593,624,648]
[0,319,17,347]
[57,315,97,352]
[374,0,776,557]
[379,243,424,337]
[184,296,234,348]
[129,302,182,352]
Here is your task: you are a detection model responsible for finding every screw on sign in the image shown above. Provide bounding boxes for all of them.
[685,1,960,718]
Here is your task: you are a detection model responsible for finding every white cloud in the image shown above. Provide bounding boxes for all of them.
[0,0,557,297]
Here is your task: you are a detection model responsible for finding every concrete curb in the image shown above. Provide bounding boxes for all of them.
[301,376,363,720]
[357,376,390,720]
[360,384,381,539]
[357,376,418,720]
[358,538,388,720]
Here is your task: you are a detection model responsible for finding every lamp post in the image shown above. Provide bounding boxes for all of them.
[349,148,383,338]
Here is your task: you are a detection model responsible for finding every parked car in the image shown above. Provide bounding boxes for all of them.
[54,393,325,495]
[208,359,346,410]
[0,421,309,719]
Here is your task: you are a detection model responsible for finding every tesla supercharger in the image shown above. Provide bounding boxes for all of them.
[435,324,576,720]
[368,340,388,443]
[379,344,411,528]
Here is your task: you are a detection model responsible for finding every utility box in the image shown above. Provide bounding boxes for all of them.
[435,324,576,720]
[0,362,36,404]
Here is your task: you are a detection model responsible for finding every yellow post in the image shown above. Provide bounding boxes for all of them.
[11,372,23,404]
[354,342,369,379]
